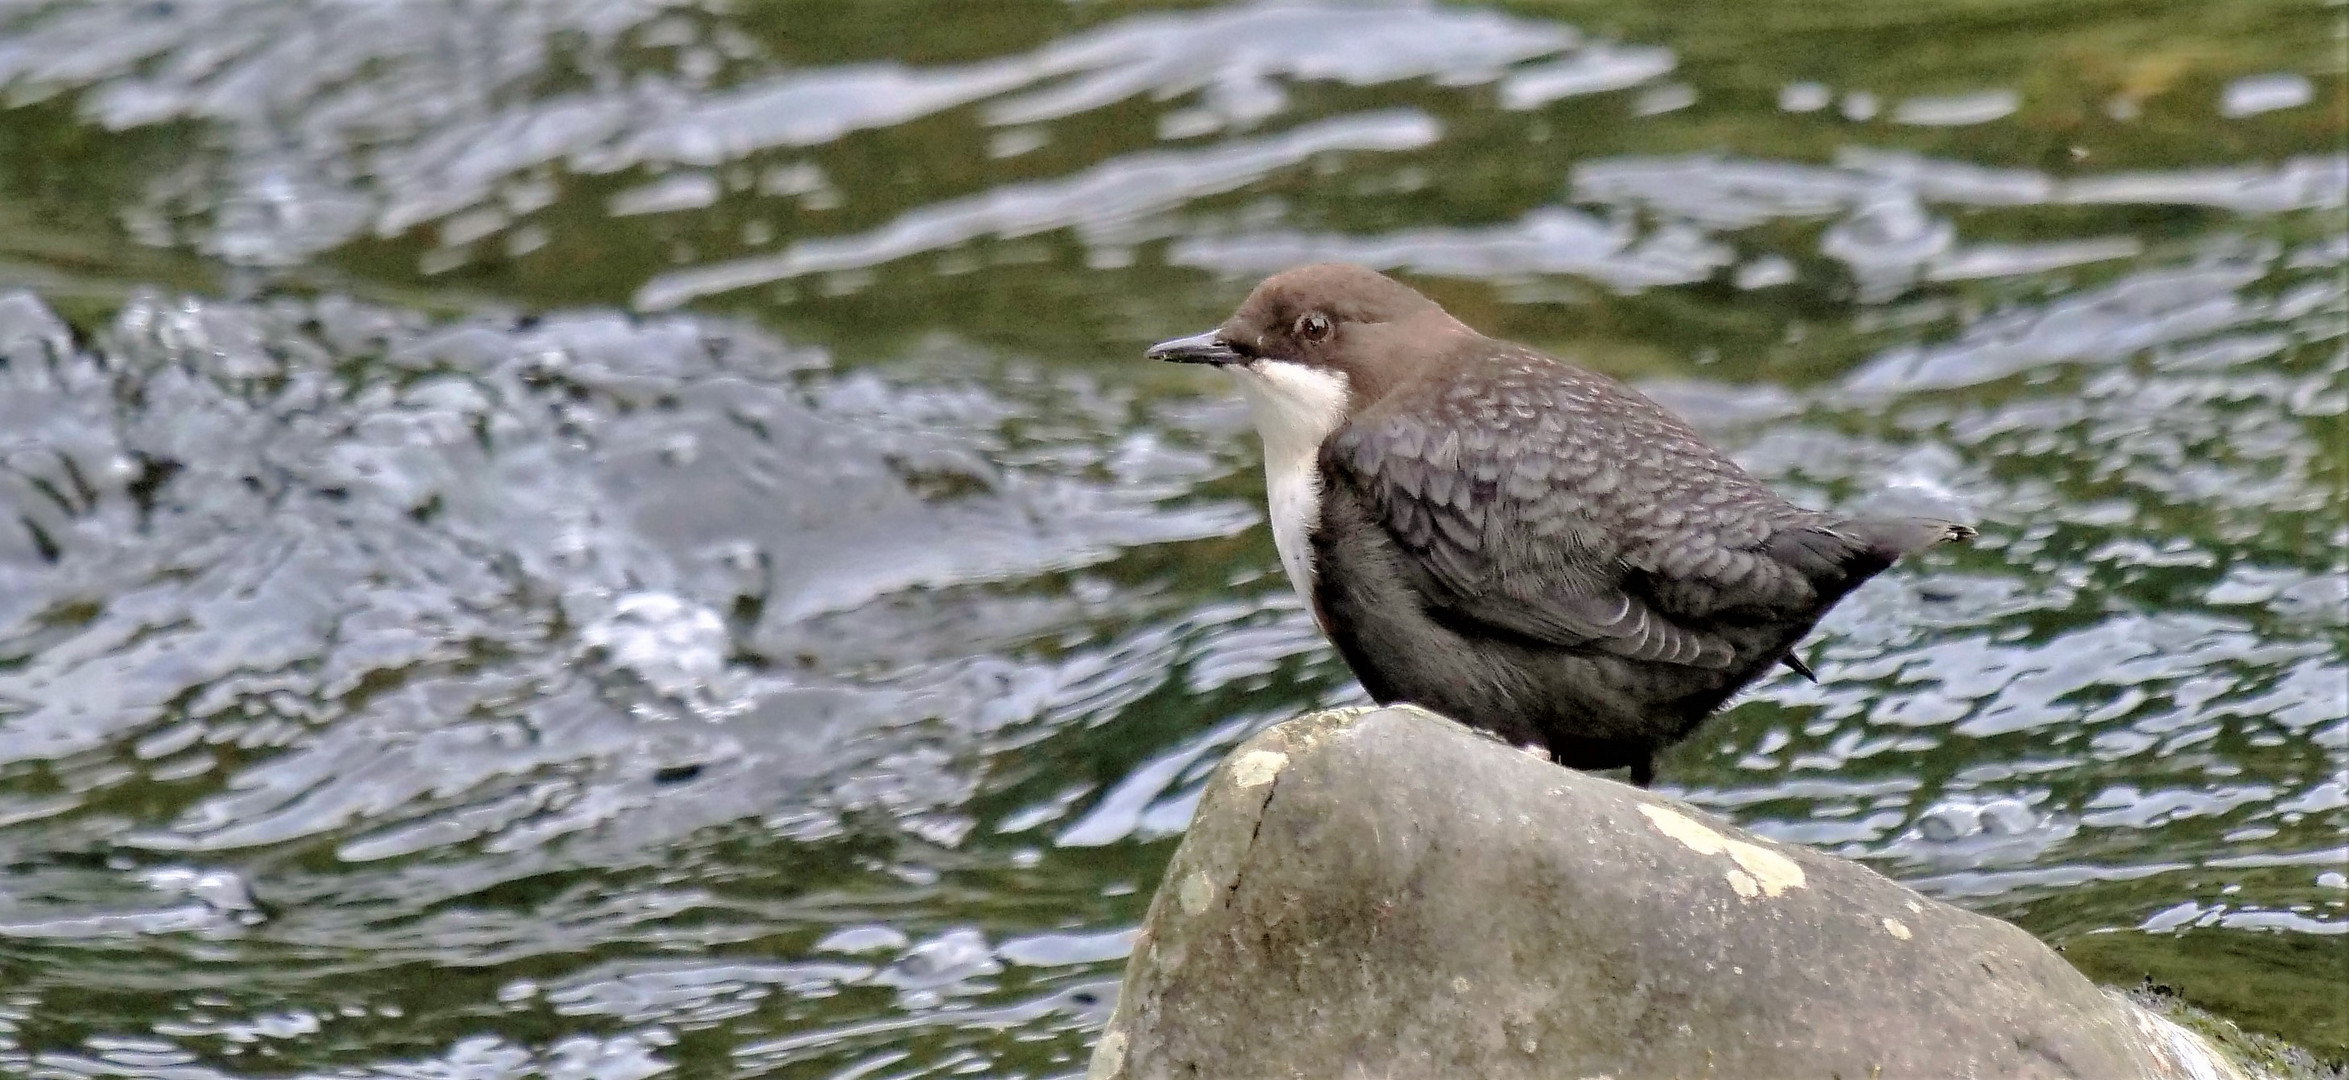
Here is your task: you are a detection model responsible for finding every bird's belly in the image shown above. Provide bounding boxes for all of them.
[1308,486,1753,757]
[1262,454,1322,620]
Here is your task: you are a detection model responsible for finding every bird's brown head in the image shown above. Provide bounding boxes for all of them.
[1147,264,1467,423]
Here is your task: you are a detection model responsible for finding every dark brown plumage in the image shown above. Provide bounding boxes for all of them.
[1150,264,1972,785]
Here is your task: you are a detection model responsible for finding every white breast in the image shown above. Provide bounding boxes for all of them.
[1227,360,1351,619]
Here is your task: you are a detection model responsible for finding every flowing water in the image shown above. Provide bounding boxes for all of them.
[0,1,2341,1075]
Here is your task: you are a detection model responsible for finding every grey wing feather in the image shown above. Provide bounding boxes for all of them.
[1322,352,1796,670]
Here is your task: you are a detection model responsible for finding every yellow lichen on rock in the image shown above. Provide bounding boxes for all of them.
[1177,870,1219,916]
[1230,750,1288,789]
[1637,803,1806,898]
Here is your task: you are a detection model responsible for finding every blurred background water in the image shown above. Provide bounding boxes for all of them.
[0,0,2341,1075]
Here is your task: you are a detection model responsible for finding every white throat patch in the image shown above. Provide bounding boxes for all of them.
[1226,360,1351,617]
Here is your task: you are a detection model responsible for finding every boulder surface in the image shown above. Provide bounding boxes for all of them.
[1089,705,2247,1080]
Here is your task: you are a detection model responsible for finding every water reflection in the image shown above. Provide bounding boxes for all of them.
[0,0,2343,1075]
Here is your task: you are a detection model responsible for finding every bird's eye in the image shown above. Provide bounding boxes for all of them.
[1295,313,1332,342]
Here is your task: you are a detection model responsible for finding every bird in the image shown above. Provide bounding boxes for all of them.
[1148,264,1972,786]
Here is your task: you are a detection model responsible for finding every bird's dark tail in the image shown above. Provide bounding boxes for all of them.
[1766,516,1973,590]
[1768,516,1973,602]
[1845,517,1977,563]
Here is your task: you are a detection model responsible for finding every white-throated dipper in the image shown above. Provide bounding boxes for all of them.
[1150,264,1972,786]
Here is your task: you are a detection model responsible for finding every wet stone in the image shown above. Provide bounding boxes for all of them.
[1095,706,2250,1080]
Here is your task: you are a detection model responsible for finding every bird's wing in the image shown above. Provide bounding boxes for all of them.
[1320,351,1842,669]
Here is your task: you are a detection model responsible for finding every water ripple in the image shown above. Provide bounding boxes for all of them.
[635,109,1443,309]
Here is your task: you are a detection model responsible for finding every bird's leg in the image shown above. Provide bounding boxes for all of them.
[1629,756,1655,788]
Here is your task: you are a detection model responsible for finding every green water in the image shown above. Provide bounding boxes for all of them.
[0,1,2341,1075]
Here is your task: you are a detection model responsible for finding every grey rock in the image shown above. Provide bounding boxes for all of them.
[1091,705,2248,1080]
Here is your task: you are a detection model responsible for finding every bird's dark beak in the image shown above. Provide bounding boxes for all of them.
[1146,330,1242,366]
